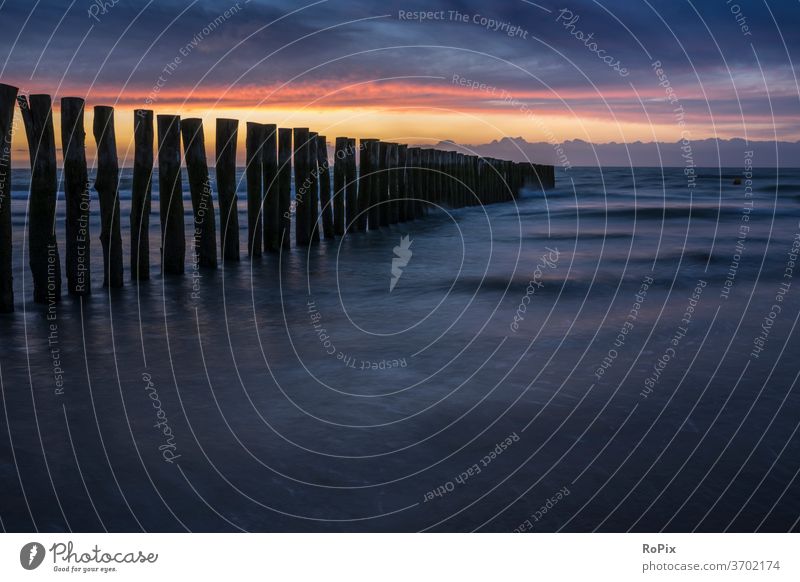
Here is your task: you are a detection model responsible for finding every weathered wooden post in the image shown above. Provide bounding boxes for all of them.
[378,142,390,227]
[308,132,320,244]
[262,124,278,251]
[277,128,292,249]
[450,152,457,207]
[464,154,471,206]
[432,151,438,205]
[426,149,435,206]
[345,138,357,233]
[293,127,310,246]
[386,143,398,224]
[433,150,442,206]
[459,152,466,206]
[477,157,485,205]
[462,153,468,205]
[417,148,427,217]
[215,118,239,262]
[181,118,216,269]
[157,114,185,275]
[488,158,494,203]
[398,144,408,222]
[419,148,429,214]
[442,151,450,205]
[93,106,123,288]
[453,152,461,207]
[418,148,427,217]
[457,153,466,207]
[18,94,61,303]
[483,158,490,205]
[246,122,263,257]
[485,158,493,204]
[496,159,503,203]
[333,137,347,236]
[461,153,467,205]
[425,149,433,206]
[499,160,506,202]
[406,147,417,220]
[368,140,382,230]
[60,97,90,296]
[504,160,511,201]
[358,138,376,232]
[131,110,153,280]
[442,151,450,207]
[317,134,334,239]
[0,84,17,312]
[470,155,478,206]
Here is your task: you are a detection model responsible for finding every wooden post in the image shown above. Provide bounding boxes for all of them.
[262,124,278,251]
[0,83,18,312]
[246,122,263,257]
[60,98,90,296]
[418,148,427,217]
[428,149,436,209]
[470,156,478,206]
[484,158,491,205]
[316,134,334,239]
[458,152,465,207]
[444,151,451,206]
[378,141,389,227]
[453,152,461,207]
[277,128,292,249]
[417,148,427,217]
[181,118,217,269]
[293,128,310,246]
[398,144,408,222]
[18,94,61,303]
[308,132,320,244]
[442,151,450,207]
[215,118,239,262]
[427,149,436,206]
[462,154,468,206]
[388,143,399,224]
[414,148,428,218]
[359,138,377,232]
[333,137,347,236]
[345,138,357,233]
[477,158,485,205]
[406,147,417,220]
[462,153,469,207]
[456,152,466,208]
[131,110,153,280]
[433,150,441,207]
[419,149,429,215]
[93,106,123,287]
[368,141,382,230]
[450,151,457,206]
[460,153,467,205]
[157,114,185,275]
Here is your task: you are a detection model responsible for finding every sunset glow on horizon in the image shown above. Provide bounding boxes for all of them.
[3,0,798,165]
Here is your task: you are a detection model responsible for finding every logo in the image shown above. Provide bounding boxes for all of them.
[20,542,45,570]
[390,235,413,292]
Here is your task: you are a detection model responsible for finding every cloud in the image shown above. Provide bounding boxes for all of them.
[0,0,797,142]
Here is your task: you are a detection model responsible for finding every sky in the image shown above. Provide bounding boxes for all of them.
[1,0,798,164]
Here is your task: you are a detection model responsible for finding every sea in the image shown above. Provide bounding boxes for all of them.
[1,165,799,532]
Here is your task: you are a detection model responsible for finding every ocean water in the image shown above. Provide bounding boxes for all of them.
[1,165,799,532]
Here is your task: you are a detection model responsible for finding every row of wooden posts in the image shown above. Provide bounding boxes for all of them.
[0,83,555,313]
